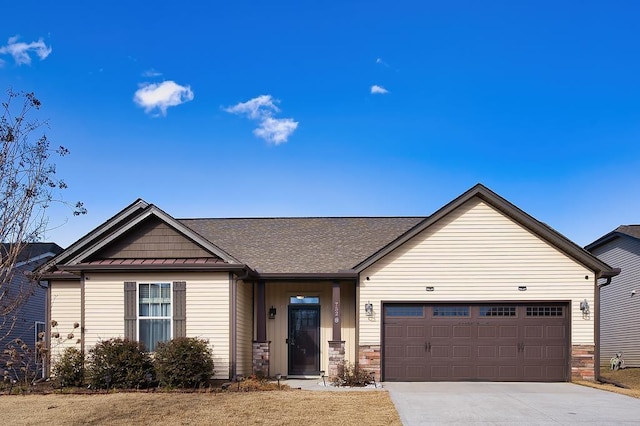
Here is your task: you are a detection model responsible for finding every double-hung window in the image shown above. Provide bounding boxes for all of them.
[138,283,171,351]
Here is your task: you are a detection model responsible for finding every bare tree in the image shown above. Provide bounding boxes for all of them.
[0,89,85,338]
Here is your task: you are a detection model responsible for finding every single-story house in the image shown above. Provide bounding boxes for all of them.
[37,184,619,382]
[586,225,640,367]
[1,243,64,379]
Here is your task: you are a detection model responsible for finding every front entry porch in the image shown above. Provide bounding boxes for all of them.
[249,279,356,378]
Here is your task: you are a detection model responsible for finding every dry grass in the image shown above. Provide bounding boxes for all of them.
[0,390,401,425]
[576,368,640,399]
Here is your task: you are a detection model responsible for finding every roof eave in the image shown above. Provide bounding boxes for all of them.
[58,264,249,273]
[254,271,358,281]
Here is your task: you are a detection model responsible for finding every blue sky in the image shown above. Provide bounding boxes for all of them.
[1,1,639,248]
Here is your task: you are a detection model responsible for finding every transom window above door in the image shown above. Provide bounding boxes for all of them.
[289,296,320,304]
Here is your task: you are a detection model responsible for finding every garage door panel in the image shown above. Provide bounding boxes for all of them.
[406,345,425,357]
[477,366,498,378]
[385,325,403,338]
[499,346,518,358]
[431,345,450,358]
[524,325,544,338]
[499,326,518,338]
[453,326,472,337]
[430,366,449,378]
[524,346,543,359]
[546,325,565,339]
[498,366,519,379]
[452,345,472,358]
[478,346,497,358]
[478,325,497,338]
[452,365,473,379]
[385,345,405,358]
[383,303,568,382]
[545,346,564,359]
[407,326,425,337]
[431,325,449,337]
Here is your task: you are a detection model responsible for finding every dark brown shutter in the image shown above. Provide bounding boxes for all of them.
[124,282,137,340]
[173,281,186,338]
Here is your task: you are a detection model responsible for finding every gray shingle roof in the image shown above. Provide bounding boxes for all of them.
[615,225,640,240]
[179,217,425,274]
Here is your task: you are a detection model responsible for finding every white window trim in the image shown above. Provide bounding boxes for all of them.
[137,282,173,350]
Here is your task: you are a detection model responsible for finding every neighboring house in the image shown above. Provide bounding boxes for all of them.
[37,184,618,382]
[1,243,64,378]
[586,225,640,367]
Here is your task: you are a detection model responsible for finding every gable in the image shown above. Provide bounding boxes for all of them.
[355,184,616,278]
[365,198,591,276]
[89,216,216,260]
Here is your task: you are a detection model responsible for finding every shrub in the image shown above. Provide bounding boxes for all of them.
[86,338,154,389]
[154,337,214,388]
[52,347,85,387]
[330,361,373,387]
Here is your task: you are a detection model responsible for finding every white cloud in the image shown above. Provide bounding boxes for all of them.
[0,35,52,66]
[225,95,298,144]
[376,57,390,67]
[371,85,389,95]
[142,69,162,77]
[133,80,194,116]
[253,117,298,145]
[224,94,280,119]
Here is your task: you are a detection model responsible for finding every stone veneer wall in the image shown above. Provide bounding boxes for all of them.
[328,341,345,377]
[572,344,595,381]
[358,345,381,380]
[252,341,270,377]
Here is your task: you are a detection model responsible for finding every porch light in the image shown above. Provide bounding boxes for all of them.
[580,299,590,314]
[365,302,374,317]
[269,306,277,319]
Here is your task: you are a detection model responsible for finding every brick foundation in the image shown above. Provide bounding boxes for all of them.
[252,341,270,377]
[358,345,381,380]
[328,340,345,377]
[572,344,595,381]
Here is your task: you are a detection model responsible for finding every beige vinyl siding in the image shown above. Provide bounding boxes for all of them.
[83,272,230,379]
[184,272,230,379]
[591,238,640,366]
[266,281,356,376]
[360,198,594,346]
[49,281,81,361]
[84,274,125,351]
[236,280,253,376]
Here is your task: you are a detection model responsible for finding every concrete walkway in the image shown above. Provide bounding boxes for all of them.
[384,382,640,425]
[283,378,383,391]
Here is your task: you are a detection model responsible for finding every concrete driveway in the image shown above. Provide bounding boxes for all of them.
[384,382,640,425]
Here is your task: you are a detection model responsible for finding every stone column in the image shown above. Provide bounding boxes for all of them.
[572,344,595,381]
[252,341,270,378]
[328,340,345,377]
[358,345,381,379]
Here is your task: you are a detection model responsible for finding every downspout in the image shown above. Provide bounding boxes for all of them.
[594,270,620,381]
[80,273,86,356]
[45,280,51,378]
[230,267,252,380]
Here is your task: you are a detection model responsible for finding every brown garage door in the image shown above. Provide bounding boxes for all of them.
[383,303,568,382]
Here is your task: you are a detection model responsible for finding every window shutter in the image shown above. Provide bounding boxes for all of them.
[124,282,137,340]
[173,281,186,338]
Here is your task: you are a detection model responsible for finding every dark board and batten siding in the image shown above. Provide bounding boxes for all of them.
[93,217,213,259]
